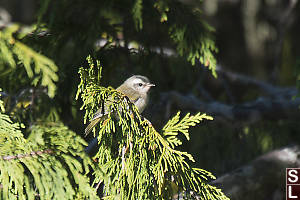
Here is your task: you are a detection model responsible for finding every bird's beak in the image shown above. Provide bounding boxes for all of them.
[147,83,155,87]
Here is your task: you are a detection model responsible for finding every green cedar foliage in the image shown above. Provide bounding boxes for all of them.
[37,0,218,77]
[154,0,218,76]
[0,93,99,200]
[0,25,58,98]
[76,56,229,200]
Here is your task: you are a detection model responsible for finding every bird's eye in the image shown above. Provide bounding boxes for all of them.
[138,83,143,87]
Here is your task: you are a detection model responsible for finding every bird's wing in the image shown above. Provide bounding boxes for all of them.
[90,87,140,122]
[92,107,105,120]
[85,117,102,136]
[117,85,140,103]
[91,97,114,120]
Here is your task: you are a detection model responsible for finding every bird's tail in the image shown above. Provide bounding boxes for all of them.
[85,118,102,136]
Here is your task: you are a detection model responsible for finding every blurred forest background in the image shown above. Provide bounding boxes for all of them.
[1,0,300,199]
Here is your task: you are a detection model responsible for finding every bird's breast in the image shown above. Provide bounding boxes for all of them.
[134,96,148,113]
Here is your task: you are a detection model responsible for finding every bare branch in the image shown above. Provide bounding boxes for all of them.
[160,90,300,125]
[211,145,300,200]
[216,65,297,98]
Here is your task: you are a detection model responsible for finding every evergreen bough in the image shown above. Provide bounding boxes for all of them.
[0,25,58,98]
[76,56,229,199]
[0,91,99,199]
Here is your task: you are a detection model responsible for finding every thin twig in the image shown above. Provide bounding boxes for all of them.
[1,149,53,161]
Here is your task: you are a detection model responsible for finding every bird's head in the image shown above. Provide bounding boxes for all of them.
[122,75,155,96]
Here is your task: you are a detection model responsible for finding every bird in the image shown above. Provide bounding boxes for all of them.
[84,75,155,136]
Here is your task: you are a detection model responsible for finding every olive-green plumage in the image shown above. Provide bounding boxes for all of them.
[84,75,155,136]
[84,117,103,136]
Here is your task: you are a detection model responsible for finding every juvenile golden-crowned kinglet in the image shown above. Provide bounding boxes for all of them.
[85,75,155,136]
